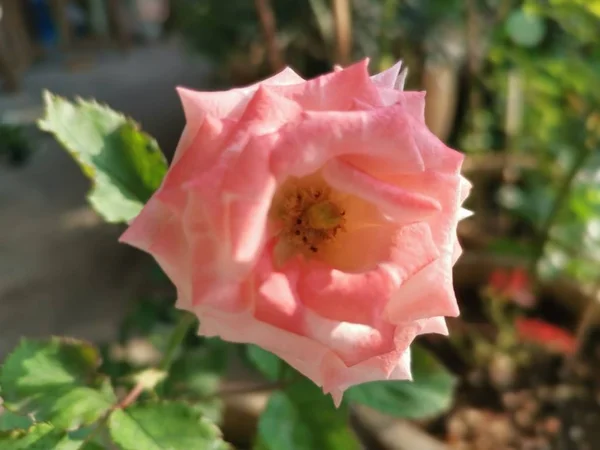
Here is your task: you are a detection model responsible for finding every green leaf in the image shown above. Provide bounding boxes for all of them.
[0,338,117,429]
[246,345,281,381]
[0,423,106,450]
[256,380,361,450]
[506,10,546,48]
[108,402,230,450]
[164,341,229,423]
[38,92,167,223]
[0,423,64,450]
[346,345,456,419]
[0,411,33,432]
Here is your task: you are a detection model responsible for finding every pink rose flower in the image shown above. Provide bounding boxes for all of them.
[120,60,471,405]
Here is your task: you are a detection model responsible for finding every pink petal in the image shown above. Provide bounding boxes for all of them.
[271,59,382,111]
[233,85,303,136]
[418,317,449,336]
[298,223,439,325]
[378,171,465,254]
[119,199,192,307]
[196,304,330,387]
[160,115,232,195]
[263,66,305,86]
[385,255,460,324]
[370,61,404,89]
[322,158,441,224]
[175,66,304,124]
[177,86,249,122]
[270,102,425,179]
[321,346,413,406]
[220,137,278,264]
[413,125,465,174]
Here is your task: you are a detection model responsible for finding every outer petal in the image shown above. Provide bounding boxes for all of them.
[370,61,406,90]
[176,66,305,123]
[322,346,412,407]
[271,59,382,111]
[270,103,425,179]
[385,254,460,323]
[119,198,192,306]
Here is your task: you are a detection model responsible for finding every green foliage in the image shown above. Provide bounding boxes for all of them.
[0,339,116,429]
[108,402,229,450]
[246,345,281,381]
[256,380,361,450]
[505,9,546,47]
[38,92,167,223]
[0,332,231,449]
[163,341,229,423]
[0,411,33,432]
[346,345,456,419]
[0,423,105,450]
[0,124,33,167]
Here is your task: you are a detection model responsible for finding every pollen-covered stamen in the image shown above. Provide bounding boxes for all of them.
[276,183,347,255]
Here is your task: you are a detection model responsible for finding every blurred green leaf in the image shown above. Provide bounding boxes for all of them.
[0,339,116,429]
[0,423,64,450]
[246,346,281,381]
[0,423,105,450]
[38,92,167,223]
[108,402,229,450]
[0,411,33,432]
[166,341,228,397]
[164,341,229,423]
[506,10,546,47]
[256,380,361,450]
[346,345,456,419]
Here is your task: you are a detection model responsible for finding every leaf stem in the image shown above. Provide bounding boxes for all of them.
[77,312,197,448]
[159,312,197,372]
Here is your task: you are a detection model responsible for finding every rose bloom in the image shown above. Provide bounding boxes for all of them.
[120,60,471,405]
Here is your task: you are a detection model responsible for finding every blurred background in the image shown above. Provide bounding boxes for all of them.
[2,0,600,448]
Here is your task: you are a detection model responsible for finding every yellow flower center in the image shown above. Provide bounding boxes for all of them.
[272,179,346,256]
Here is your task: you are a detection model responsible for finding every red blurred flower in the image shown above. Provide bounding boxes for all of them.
[488,267,535,308]
[515,318,577,355]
